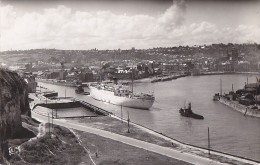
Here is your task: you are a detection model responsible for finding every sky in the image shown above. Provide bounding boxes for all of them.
[0,0,260,51]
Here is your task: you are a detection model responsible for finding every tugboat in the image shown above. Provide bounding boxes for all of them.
[75,85,90,95]
[179,102,204,120]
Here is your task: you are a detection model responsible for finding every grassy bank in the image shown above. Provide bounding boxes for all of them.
[68,116,256,165]
[72,129,191,165]
[8,117,192,165]
[70,116,178,148]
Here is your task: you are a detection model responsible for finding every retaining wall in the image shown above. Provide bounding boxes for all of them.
[219,97,260,118]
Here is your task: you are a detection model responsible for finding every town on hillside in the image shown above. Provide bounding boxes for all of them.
[0,43,260,84]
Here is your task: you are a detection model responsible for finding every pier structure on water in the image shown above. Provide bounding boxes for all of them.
[30,92,112,119]
[214,77,260,118]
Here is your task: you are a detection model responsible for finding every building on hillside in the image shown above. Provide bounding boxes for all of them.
[237,61,250,72]
[66,73,78,82]
[45,71,60,79]
[59,70,67,80]
[84,72,94,82]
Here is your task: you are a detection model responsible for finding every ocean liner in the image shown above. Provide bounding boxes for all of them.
[89,82,155,109]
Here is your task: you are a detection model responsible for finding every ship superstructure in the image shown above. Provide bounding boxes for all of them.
[89,82,155,109]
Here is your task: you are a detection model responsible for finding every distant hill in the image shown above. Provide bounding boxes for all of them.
[47,56,60,64]
[0,43,259,65]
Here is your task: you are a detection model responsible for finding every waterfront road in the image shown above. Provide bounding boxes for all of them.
[32,112,227,165]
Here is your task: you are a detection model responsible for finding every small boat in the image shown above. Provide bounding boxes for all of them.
[81,91,90,95]
[75,85,90,95]
[213,93,220,101]
[75,85,84,94]
[179,102,204,120]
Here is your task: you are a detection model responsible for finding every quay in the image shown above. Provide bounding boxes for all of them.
[214,76,260,118]
[36,78,89,87]
[29,91,112,118]
[192,71,260,76]
[218,97,260,118]
[150,74,187,83]
[37,73,188,85]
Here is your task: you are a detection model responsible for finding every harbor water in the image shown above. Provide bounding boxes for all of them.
[38,74,260,161]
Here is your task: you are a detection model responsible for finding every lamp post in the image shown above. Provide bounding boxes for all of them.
[127,111,130,133]
[121,104,123,123]
[52,109,54,130]
[220,79,222,96]
[208,127,211,155]
[48,113,50,136]
[0,87,2,157]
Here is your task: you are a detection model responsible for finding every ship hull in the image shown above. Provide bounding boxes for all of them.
[89,86,154,110]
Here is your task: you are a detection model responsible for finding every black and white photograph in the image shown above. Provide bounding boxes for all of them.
[0,0,260,164]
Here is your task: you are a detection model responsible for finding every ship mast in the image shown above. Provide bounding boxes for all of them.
[131,64,134,98]
[99,61,102,82]
[220,78,222,96]
[255,77,259,105]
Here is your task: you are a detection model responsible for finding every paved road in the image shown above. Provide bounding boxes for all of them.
[32,112,226,165]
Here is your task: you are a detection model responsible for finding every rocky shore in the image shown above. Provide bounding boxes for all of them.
[0,69,31,163]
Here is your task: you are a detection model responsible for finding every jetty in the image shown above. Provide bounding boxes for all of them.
[151,74,187,83]
[36,78,88,87]
[29,90,111,119]
[192,71,260,76]
[219,96,260,118]
[214,77,260,118]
